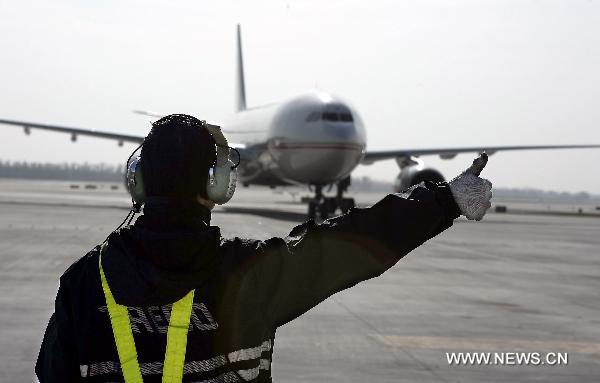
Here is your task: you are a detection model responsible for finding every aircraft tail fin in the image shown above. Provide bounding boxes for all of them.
[236,24,247,112]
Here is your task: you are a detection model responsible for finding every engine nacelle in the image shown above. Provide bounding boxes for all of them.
[394,165,445,193]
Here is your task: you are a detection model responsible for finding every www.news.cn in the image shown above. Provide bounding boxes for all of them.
[446,352,568,366]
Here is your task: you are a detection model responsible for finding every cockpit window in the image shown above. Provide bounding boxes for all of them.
[306,111,354,123]
[340,113,353,122]
[322,112,339,122]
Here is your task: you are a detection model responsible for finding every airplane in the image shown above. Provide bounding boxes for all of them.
[1,24,599,219]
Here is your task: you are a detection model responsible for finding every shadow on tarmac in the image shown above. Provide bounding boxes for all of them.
[0,200,132,211]
[219,206,307,223]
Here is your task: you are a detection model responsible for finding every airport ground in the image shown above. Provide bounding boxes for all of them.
[0,179,599,382]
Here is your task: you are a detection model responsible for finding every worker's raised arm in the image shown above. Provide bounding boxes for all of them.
[255,154,492,329]
[255,181,457,328]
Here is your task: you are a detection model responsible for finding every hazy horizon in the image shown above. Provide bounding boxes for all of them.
[1,0,599,193]
[2,158,600,199]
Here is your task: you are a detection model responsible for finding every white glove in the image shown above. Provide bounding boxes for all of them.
[449,153,493,221]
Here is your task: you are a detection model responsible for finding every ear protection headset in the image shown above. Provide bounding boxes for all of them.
[125,121,239,212]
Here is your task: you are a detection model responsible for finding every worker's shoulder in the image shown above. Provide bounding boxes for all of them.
[219,236,264,259]
[220,235,292,270]
[59,245,101,287]
[218,236,280,271]
[220,235,290,256]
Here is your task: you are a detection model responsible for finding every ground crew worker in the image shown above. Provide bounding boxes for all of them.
[35,114,492,382]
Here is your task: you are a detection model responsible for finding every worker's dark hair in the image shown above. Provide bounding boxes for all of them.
[140,114,216,200]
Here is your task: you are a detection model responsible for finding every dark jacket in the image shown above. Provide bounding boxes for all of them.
[35,181,460,382]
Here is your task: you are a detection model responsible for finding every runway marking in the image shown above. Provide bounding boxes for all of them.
[334,298,451,382]
[370,334,600,355]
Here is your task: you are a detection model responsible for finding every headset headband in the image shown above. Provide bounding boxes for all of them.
[204,123,229,167]
[204,123,227,145]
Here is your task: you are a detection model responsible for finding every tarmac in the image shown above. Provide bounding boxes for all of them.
[0,179,599,382]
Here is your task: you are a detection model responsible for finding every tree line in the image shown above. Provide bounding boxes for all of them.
[1,159,597,202]
[0,160,124,182]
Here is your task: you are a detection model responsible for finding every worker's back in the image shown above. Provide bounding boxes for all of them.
[36,201,277,382]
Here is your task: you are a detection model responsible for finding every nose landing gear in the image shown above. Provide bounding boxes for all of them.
[307,176,355,220]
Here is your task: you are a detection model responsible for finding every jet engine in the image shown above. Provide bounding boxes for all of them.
[394,165,445,193]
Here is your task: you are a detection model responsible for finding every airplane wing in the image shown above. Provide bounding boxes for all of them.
[0,118,144,145]
[361,144,600,165]
[0,117,249,153]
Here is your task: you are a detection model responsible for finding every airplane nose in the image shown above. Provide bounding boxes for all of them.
[267,91,367,185]
[269,121,366,185]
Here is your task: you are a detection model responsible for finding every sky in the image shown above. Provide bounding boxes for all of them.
[0,0,599,193]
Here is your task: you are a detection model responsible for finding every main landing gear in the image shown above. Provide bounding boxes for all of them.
[307,176,355,220]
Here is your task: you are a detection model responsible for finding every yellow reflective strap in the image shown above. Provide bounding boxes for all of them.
[162,289,194,383]
[99,249,143,383]
[99,246,194,383]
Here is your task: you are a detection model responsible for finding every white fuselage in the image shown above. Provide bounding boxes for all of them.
[223,90,367,187]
